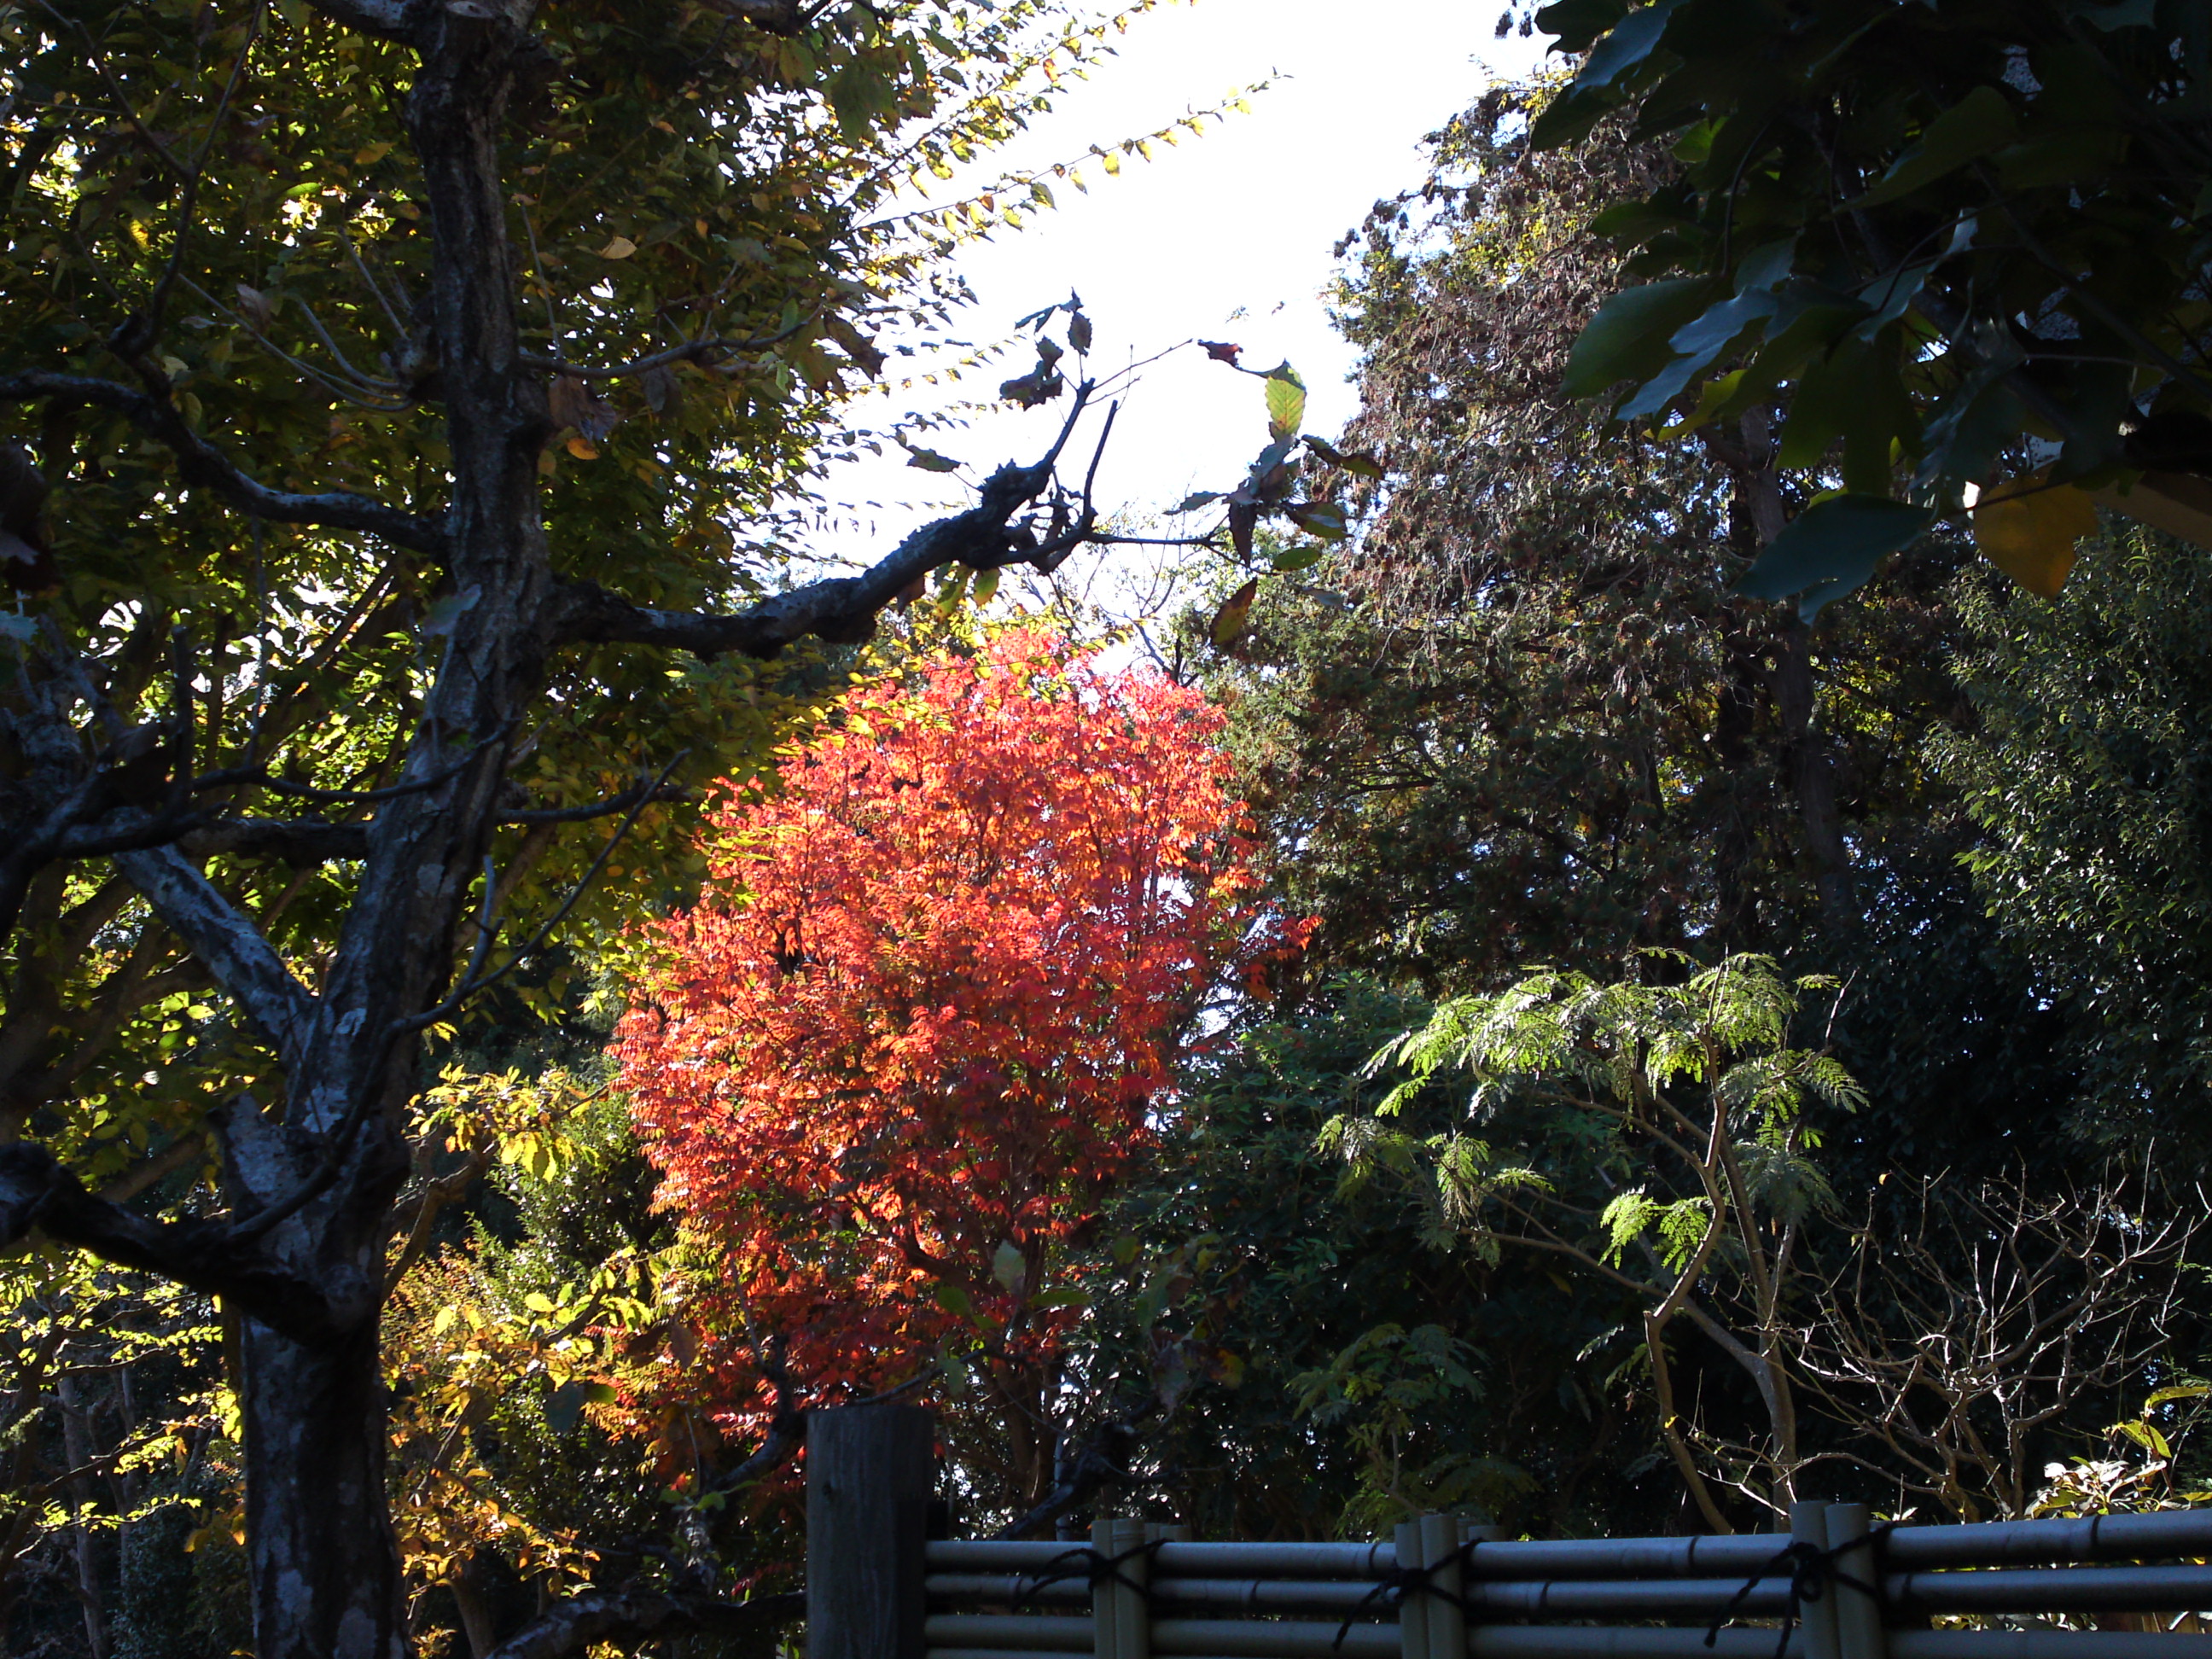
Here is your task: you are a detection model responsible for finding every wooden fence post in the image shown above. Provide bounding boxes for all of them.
[808,1405,935,1659]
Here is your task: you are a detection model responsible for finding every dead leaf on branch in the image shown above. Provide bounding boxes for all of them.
[548,375,621,443]
[825,314,886,379]
[1210,577,1258,649]
[640,364,680,416]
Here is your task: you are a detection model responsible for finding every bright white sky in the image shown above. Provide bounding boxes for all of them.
[815,0,1551,612]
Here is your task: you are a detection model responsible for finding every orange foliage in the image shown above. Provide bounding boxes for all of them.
[614,629,1293,1436]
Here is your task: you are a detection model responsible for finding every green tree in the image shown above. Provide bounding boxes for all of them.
[1215,82,1972,974]
[1934,525,2212,1141]
[1342,954,1864,1531]
[1084,980,1659,1542]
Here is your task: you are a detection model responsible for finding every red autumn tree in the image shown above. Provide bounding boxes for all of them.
[613,627,1289,1514]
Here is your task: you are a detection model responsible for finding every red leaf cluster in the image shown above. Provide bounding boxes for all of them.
[614,630,1291,1423]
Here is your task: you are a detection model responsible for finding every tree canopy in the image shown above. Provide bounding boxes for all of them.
[616,627,1289,1522]
[1533,0,2212,613]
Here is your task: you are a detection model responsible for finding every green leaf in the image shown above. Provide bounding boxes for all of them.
[991,1240,1026,1292]
[1619,285,1781,421]
[2070,0,2157,29]
[1266,364,1307,441]
[1303,435,1385,478]
[1563,277,1714,399]
[1270,544,1326,573]
[933,1280,976,1319]
[1284,500,1348,540]
[1535,0,1630,51]
[1855,86,2018,208]
[1169,491,1220,514]
[1572,0,1688,92]
[902,445,961,473]
[544,1377,606,1436]
[1736,495,1935,620]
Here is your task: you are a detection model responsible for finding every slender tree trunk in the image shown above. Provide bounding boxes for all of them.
[242,1317,405,1659]
[451,1551,500,1659]
[1771,623,1854,928]
[1718,414,1857,933]
[58,1374,108,1659]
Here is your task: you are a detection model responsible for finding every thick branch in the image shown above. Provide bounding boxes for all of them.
[482,1588,802,1659]
[994,1412,1144,1540]
[112,846,314,1068]
[299,0,426,43]
[0,1141,346,1340]
[558,386,1101,660]
[0,372,445,552]
[178,818,371,864]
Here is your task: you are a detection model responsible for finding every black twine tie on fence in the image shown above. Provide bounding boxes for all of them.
[1008,1539,1168,1612]
[1703,1526,1895,1659]
[1330,1535,1484,1652]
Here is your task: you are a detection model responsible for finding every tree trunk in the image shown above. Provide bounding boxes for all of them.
[58,1374,109,1659]
[1718,414,1857,934]
[1771,622,1855,929]
[451,1552,500,1659]
[241,1315,406,1659]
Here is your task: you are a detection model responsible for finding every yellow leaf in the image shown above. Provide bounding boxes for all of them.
[1209,578,1258,649]
[566,435,599,460]
[1973,471,2096,597]
[597,236,637,259]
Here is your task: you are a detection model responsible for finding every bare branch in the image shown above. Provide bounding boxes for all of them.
[0,373,445,550]
[518,317,811,381]
[557,383,1104,660]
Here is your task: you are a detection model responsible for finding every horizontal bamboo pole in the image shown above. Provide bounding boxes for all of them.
[928,1542,1401,1579]
[935,1566,2212,1621]
[1886,1513,2212,1571]
[1151,1619,1400,1656]
[927,1635,2212,1659]
[1889,1634,2212,1659]
[1466,1577,1796,1617]
[1462,1537,1789,1581]
[934,1510,2212,1587]
[924,1614,1400,1657]
[1471,1632,1804,1658]
[1473,1630,2212,1659]
[1890,1563,2212,1614]
[928,1575,1091,1604]
[928,1575,1390,1613]
[926,1614,1091,1651]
